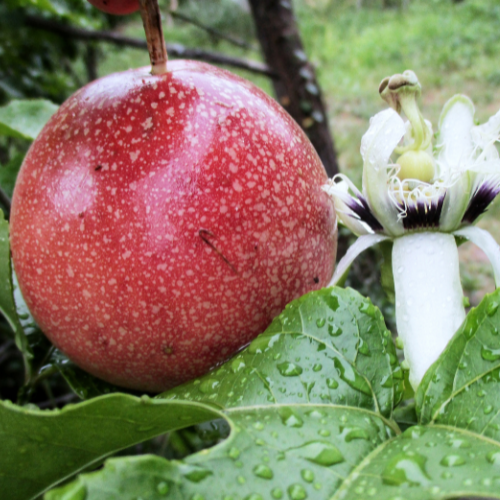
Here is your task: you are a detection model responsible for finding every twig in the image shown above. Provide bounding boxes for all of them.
[170,11,254,50]
[139,0,168,75]
[24,15,277,78]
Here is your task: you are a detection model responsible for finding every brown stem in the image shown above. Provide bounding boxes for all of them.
[138,0,168,75]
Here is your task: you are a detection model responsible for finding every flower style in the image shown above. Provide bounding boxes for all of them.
[323,70,500,389]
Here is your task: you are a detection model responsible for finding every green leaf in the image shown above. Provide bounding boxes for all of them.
[164,287,403,418]
[334,425,500,499]
[16,288,401,499]
[45,405,397,500]
[0,151,23,198]
[0,213,32,366]
[54,355,124,400]
[417,288,500,439]
[0,394,220,500]
[0,99,58,141]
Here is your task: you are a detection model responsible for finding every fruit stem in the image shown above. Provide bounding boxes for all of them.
[139,0,168,75]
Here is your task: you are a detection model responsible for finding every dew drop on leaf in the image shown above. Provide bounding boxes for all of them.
[312,363,322,372]
[271,487,284,499]
[156,482,169,495]
[481,346,500,361]
[328,325,343,337]
[332,358,372,396]
[382,452,430,486]
[231,358,246,373]
[484,405,494,415]
[487,301,499,316]
[316,318,326,328]
[440,454,466,467]
[486,450,500,464]
[326,378,339,389]
[293,441,344,466]
[402,426,426,440]
[357,338,371,356]
[447,438,471,449]
[252,464,273,479]
[340,426,370,442]
[248,335,273,354]
[287,483,307,500]
[246,495,264,500]
[199,379,220,394]
[301,469,315,483]
[279,407,304,428]
[277,362,303,377]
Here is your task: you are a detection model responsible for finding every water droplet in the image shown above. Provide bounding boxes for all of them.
[487,301,499,316]
[340,426,370,442]
[288,484,307,500]
[402,426,426,439]
[183,467,213,483]
[458,361,468,370]
[326,378,339,389]
[441,471,453,479]
[481,346,500,361]
[380,374,394,388]
[313,363,322,372]
[357,338,371,356]
[325,293,340,311]
[231,358,246,373]
[253,464,273,479]
[157,482,169,495]
[245,495,263,500]
[484,405,494,415]
[318,429,330,437]
[382,452,430,486]
[191,495,204,500]
[359,301,378,317]
[253,421,265,430]
[279,407,304,428]
[199,379,220,394]
[301,469,315,483]
[248,335,276,354]
[237,475,246,485]
[440,454,466,467]
[293,441,344,466]
[271,487,283,499]
[316,318,326,328]
[486,450,500,464]
[228,447,240,459]
[448,438,471,449]
[328,325,342,337]
[333,358,372,396]
[277,362,303,377]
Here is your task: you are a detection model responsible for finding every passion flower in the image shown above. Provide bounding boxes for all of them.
[323,70,500,389]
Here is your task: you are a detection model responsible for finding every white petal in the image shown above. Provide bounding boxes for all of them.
[471,108,500,156]
[361,109,406,236]
[436,95,475,231]
[328,234,389,287]
[323,178,371,236]
[393,232,465,390]
[454,226,500,287]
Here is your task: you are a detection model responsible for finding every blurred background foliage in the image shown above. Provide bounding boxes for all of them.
[1,0,500,409]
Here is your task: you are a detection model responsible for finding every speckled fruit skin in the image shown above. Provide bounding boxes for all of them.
[10,61,337,392]
[87,0,139,15]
